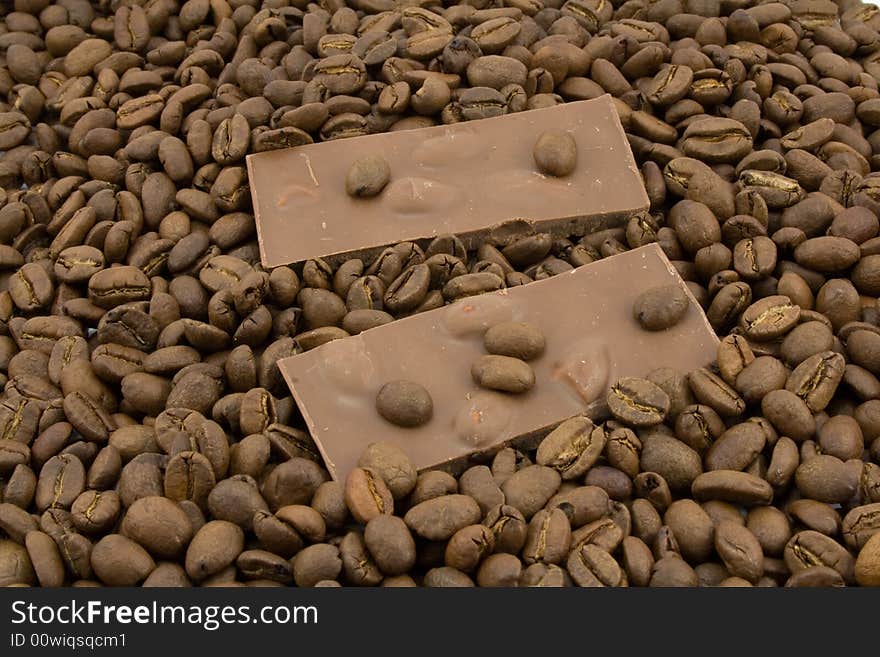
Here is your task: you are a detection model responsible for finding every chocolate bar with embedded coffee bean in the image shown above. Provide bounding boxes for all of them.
[248,94,647,267]
[278,244,718,480]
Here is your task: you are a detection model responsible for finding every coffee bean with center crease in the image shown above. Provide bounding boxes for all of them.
[88,266,151,309]
[344,467,394,525]
[357,442,417,500]
[607,377,670,426]
[383,264,430,313]
[567,544,625,587]
[536,416,604,480]
[522,508,571,565]
[35,454,85,512]
[784,530,855,583]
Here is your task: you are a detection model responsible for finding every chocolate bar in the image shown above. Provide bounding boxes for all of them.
[278,244,718,480]
[248,95,647,267]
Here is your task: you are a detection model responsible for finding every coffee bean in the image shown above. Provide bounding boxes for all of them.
[500,465,560,519]
[481,503,527,555]
[344,467,394,525]
[471,354,535,393]
[795,455,858,505]
[855,532,880,586]
[533,131,577,177]
[688,368,746,418]
[567,544,624,587]
[91,534,155,586]
[375,380,433,427]
[784,530,854,584]
[35,454,85,512]
[346,155,391,198]
[692,470,773,506]
[164,451,215,510]
[842,504,880,551]
[607,377,670,426]
[640,432,702,491]
[177,520,241,583]
[121,496,192,559]
[70,490,120,536]
[483,322,545,360]
[715,521,763,583]
[364,515,416,576]
[404,494,481,541]
[633,284,689,330]
[357,442,417,500]
[535,416,602,480]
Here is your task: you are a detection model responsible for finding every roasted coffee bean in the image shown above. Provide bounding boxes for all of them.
[471,355,535,394]
[692,470,774,506]
[633,284,689,330]
[501,465,560,519]
[337,530,380,586]
[607,377,670,426]
[185,521,244,582]
[567,544,624,587]
[688,369,746,418]
[483,322,545,360]
[357,442,417,501]
[785,530,855,583]
[536,416,604,480]
[346,155,391,198]
[786,351,845,413]
[855,533,880,586]
[91,534,155,586]
[715,521,764,582]
[70,490,120,536]
[795,455,858,505]
[405,495,481,541]
[35,454,85,512]
[121,496,192,559]
[375,380,433,427]
[533,131,577,177]
[344,467,394,525]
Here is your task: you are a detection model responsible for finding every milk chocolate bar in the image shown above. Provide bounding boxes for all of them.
[278,244,718,480]
[248,95,647,267]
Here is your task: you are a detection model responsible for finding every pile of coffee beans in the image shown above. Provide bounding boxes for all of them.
[2,0,880,587]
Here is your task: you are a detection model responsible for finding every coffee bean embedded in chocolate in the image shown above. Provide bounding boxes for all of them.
[533,131,577,177]
[471,355,535,394]
[345,155,391,199]
[375,380,433,428]
[633,284,690,331]
[483,322,546,361]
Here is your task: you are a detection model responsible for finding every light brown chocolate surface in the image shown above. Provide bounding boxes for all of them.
[278,244,718,480]
[248,95,647,267]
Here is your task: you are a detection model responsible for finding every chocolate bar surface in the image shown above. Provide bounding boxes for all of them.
[248,95,647,267]
[278,244,718,480]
